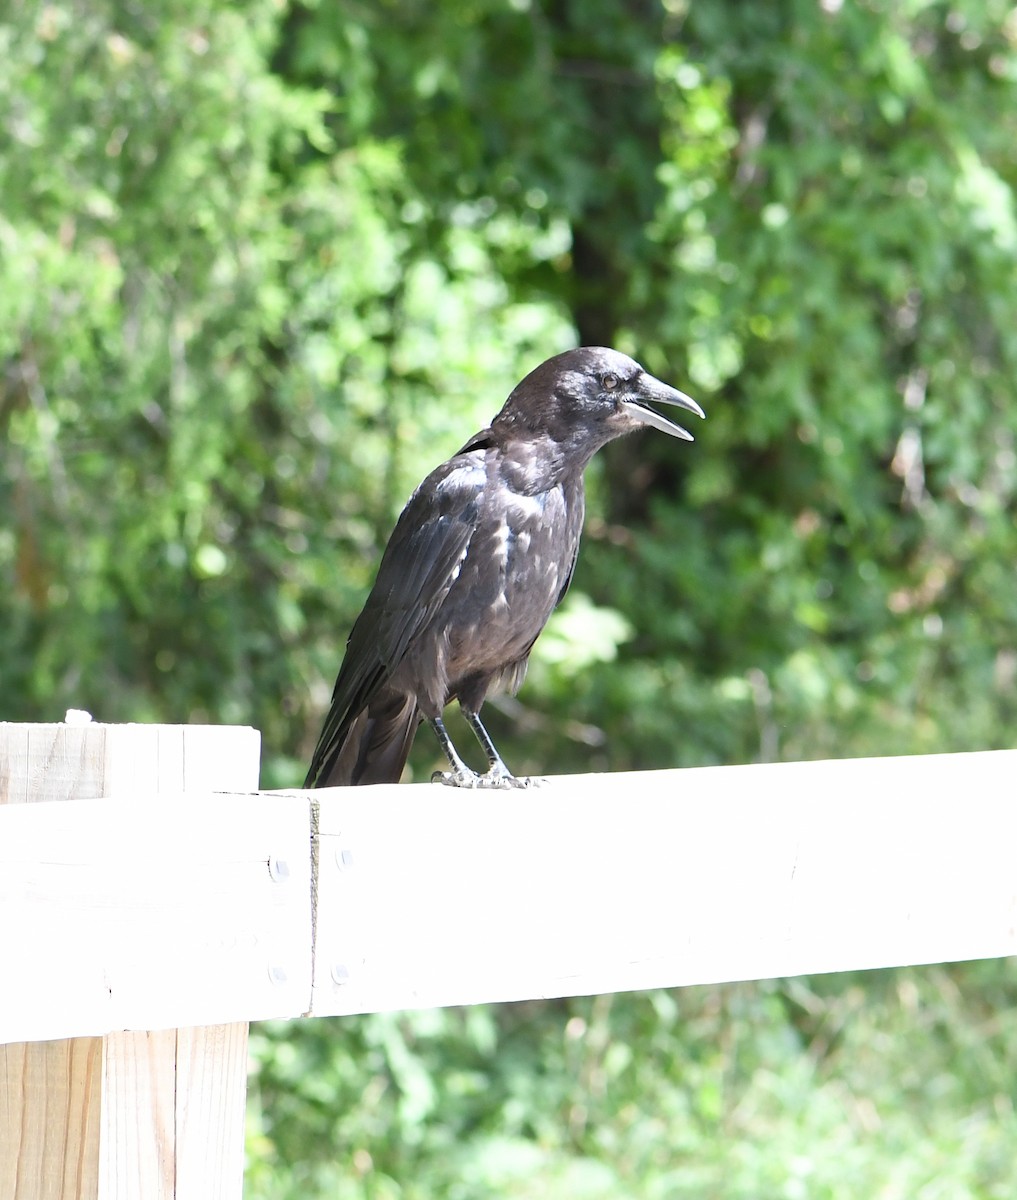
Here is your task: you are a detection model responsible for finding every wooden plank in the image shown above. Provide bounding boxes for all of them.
[0,724,31,804]
[98,1031,176,1197]
[0,723,261,806]
[93,1024,249,1199]
[0,793,312,1044]
[0,724,107,806]
[0,722,264,1200]
[99,726,162,799]
[174,1024,249,1199]
[0,1039,101,1199]
[101,724,262,797]
[310,749,1017,1015]
[174,725,261,793]
[4,740,1017,1027]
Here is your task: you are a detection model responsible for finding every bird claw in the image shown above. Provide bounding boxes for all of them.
[431,767,540,790]
[431,768,475,788]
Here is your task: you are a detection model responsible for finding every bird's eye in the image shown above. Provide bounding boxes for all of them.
[602,373,619,391]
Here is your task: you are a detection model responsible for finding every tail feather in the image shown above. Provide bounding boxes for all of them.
[306,690,420,787]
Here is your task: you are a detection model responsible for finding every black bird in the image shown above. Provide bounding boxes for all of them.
[305,346,704,789]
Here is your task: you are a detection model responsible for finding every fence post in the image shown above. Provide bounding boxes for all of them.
[0,722,261,1200]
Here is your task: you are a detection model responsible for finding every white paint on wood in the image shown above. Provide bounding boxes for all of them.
[0,722,264,1200]
[0,793,311,1044]
[310,750,1017,1014]
[2,739,1015,1033]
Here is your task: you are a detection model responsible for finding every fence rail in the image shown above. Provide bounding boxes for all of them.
[2,723,1015,1199]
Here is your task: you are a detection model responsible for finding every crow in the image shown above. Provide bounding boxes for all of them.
[305,346,703,789]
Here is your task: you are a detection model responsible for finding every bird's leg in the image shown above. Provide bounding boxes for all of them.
[461,707,536,789]
[461,707,515,784]
[428,716,483,788]
[428,711,538,790]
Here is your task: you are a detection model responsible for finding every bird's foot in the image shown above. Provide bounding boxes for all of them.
[431,766,478,788]
[431,765,540,789]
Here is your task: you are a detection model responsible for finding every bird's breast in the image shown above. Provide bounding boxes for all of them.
[441,481,581,676]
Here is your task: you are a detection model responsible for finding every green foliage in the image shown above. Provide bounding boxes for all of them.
[5,0,1016,776]
[247,964,1017,1199]
[3,0,1017,1194]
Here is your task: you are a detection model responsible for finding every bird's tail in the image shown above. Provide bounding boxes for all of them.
[305,690,421,787]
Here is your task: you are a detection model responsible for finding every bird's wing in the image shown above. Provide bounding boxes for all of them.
[306,452,487,781]
[357,453,486,667]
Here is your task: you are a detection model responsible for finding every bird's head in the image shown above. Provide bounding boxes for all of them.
[497,347,704,466]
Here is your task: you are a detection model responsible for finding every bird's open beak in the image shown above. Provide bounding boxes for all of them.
[622,373,705,442]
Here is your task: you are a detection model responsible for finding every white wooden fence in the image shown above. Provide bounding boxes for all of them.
[2,722,1015,1198]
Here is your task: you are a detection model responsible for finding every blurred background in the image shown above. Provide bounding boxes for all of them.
[3,0,1017,1195]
